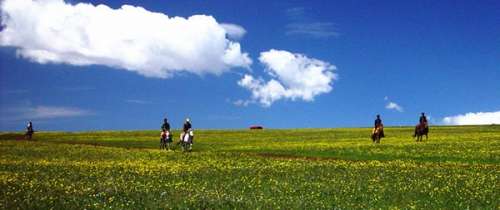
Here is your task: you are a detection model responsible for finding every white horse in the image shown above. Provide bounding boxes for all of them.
[160,131,172,150]
[181,129,194,152]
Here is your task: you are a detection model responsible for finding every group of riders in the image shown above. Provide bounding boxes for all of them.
[22,117,195,152]
[159,118,194,152]
[23,113,429,148]
[371,112,429,143]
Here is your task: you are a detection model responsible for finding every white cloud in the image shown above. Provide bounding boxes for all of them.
[125,99,152,104]
[1,105,93,121]
[220,23,246,40]
[284,7,338,38]
[442,111,500,125]
[385,102,404,112]
[238,49,337,107]
[233,99,251,107]
[285,22,339,38]
[384,96,404,112]
[28,106,92,119]
[0,0,252,78]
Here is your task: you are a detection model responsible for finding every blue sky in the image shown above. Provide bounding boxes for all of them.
[1,0,499,131]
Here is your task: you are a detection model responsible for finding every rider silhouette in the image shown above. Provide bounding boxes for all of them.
[419,113,428,126]
[374,115,385,137]
[179,118,192,142]
[183,118,192,133]
[25,121,34,140]
[414,112,429,137]
[161,118,170,131]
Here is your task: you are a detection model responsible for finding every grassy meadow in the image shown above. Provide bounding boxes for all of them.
[0,125,499,209]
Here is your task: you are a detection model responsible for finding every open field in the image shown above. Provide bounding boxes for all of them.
[1,126,499,209]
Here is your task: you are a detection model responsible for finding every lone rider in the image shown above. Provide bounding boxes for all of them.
[419,112,428,127]
[374,115,385,137]
[25,121,34,140]
[414,112,429,137]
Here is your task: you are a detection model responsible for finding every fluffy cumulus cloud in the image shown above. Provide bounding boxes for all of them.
[0,0,251,78]
[442,111,500,125]
[385,102,404,112]
[238,49,337,107]
[384,97,404,112]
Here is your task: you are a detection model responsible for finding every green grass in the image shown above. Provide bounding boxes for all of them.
[1,125,499,209]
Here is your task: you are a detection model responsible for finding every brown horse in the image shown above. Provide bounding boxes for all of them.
[414,124,428,142]
[371,125,384,143]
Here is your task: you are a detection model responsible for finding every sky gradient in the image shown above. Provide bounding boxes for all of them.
[1,0,499,131]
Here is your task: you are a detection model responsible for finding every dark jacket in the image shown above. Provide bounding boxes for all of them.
[161,122,170,131]
[419,116,428,124]
[374,119,382,128]
[183,122,192,132]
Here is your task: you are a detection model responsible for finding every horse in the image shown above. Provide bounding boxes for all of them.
[414,124,428,142]
[160,130,172,150]
[371,125,384,143]
[25,129,34,140]
[180,129,194,152]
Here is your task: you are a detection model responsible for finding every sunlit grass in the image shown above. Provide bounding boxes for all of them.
[0,125,499,209]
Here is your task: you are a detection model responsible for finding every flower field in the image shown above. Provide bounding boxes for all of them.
[0,126,499,209]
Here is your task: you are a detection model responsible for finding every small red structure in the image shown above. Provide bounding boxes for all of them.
[249,125,263,130]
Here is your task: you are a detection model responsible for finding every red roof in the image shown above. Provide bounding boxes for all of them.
[249,125,263,129]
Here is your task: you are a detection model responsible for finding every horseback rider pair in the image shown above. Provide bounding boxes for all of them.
[160,117,193,151]
[371,113,429,142]
[160,117,192,134]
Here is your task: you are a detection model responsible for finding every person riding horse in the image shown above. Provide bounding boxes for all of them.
[374,115,384,136]
[25,121,34,140]
[414,112,429,141]
[178,118,192,145]
[372,115,384,143]
[161,118,171,132]
[160,118,173,150]
[181,128,194,152]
